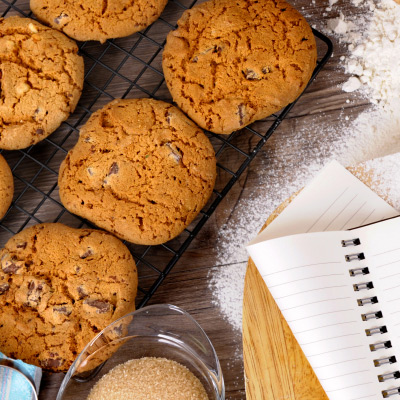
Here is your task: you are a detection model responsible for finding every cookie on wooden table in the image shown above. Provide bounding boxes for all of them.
[162,0,317,134]
[58,98,217,245]
[0,154,13,219]
[30,0,169,43]
[0,223,138,372]
[0,17,84,150]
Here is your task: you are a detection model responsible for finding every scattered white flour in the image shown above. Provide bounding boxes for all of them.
[209,0,400,332]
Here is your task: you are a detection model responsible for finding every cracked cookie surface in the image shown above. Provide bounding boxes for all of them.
[162,0,317,134]
[0,223,138,372]
[0,154,13,219]
[30,0,168,43]
[58,98,217,245]
[0,17,84,150]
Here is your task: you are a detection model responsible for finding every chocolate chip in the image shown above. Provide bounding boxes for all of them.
[53,306,72,316]
[32,108,41,120]
[262,66,271,74]
[113,324,123,336]
[165,143,182,163]
[212,45,223,55]
[80,248,93,259]
[36,128,44,135]
[192,56,198,63]
[0,283,10,294]
[27,280,44,306]
[41,354,64,369]
[2,258,22,274]
[237,104,246,126]
[54,12,68,24]
[77,285,87,299]
[108,162,119,176]
[16,242,27,249]
[166,112,172,124]
[84,298,111,314]
[301,37,308,42]
[87,167,94,176]
[243,69,260,81]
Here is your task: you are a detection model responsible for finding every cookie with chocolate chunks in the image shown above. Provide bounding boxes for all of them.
[0,223,137,372]
[162,0,317,134]
[0,17,83,150]
[58,98,217,245]
[30,0,168,43]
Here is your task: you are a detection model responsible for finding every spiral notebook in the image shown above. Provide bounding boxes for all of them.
[247,160,400,400]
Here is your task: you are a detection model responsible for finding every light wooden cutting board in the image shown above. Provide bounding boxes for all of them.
[242,164,392,400]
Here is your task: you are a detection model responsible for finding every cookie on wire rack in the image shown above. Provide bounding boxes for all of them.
[0,223,138,372]
[162,0,317,134]
[30,0,168,43]
[58,98,217,245]
[0,154,13,219]
[0,17,84,150]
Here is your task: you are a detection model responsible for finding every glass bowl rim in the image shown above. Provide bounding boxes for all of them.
[57,303,224,400]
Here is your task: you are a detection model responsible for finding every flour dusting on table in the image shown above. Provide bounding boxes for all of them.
[209,0,400,332]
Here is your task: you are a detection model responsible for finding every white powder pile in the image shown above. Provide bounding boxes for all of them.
[209,0,400,333]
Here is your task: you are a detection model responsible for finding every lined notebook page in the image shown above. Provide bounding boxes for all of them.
[247,160,398,247]
[246,161,399,400]
[248,230,392,400]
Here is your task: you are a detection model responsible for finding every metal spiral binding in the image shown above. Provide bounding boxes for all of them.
[345,252,365,262]
[362,311,383,321]
[342,238,361,247]
[383,387,400,398]
[379,371,400,382]
[358,296,378,306]
[349,267,370,276]
[374,356,397,367]
[370,341,392,351]
[344,238,400,398]
[354,282,374,291]
[366,326,388,336]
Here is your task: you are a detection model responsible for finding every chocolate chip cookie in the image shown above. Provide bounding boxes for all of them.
[30,0,168,43]
[0,223,138,372]
[0,154,13,219]
[0,17,84,150]
[162,0,317,134]
[58,98,216,245]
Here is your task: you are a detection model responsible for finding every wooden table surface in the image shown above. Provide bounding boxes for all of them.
[0,0,377,399]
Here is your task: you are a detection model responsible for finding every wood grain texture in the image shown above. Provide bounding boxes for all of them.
[242,164,393,400]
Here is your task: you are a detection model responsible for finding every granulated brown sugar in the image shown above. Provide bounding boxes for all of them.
[86,357,209,400]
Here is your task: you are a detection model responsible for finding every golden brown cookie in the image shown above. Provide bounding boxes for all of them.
[58,98,217,245]
[0,17,84,150]
[30,0,169,43]
[0,223,138,372]
[0,154,13,219]
[162,0,317,134]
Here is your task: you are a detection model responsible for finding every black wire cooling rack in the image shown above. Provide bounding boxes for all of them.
[0,0,333,308]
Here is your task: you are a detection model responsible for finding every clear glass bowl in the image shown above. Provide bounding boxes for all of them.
[57,304,224,400]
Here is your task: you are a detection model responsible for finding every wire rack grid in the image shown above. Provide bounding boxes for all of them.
[0,0,333,308]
